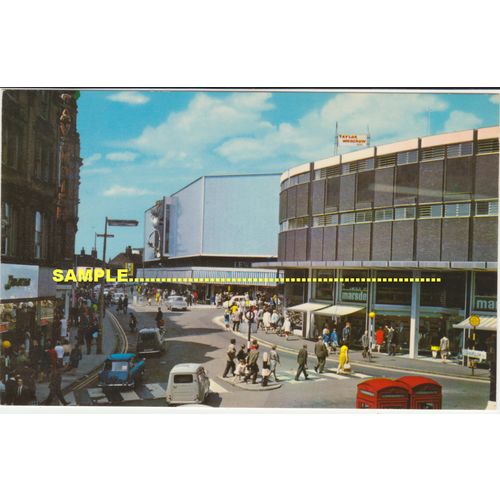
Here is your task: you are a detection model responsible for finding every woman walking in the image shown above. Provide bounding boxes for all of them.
[337,342,350,374]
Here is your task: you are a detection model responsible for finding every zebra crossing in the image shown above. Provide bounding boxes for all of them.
[69,379,228,406]
[66,370,372,405]
[277,369,371,385]
[70,382,168,406]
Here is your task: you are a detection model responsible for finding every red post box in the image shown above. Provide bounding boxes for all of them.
[356,378,410,409]
[397,376,442,409]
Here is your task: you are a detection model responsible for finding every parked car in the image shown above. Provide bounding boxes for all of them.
[165,363,210,405]
[166,295,188,311]
[136,328,167,356]
[98,353,145,390]
[222,295,256,308]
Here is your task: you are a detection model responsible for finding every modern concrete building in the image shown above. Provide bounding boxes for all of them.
[140,173,282,299]
[265,127,498,359]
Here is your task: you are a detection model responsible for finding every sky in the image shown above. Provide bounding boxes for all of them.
[76,90,500,259]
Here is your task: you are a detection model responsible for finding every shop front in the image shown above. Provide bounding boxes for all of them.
[0,263,60,349]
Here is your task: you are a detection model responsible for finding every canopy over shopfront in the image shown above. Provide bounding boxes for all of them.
[287,302,331,312]
[314,305,365,316]
[138,266,282,287]
[287,302,364,316]
[453,316,497,331]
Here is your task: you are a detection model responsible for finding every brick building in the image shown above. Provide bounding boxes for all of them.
[1,89,82,346]
[263,127,498,361]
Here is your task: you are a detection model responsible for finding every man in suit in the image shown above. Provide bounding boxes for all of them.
[314,337,328,373]
[13,376,35,405]
[295,345,309,381]
[244,344,260,384]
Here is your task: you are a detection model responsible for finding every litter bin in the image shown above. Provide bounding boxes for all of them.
[356,378,410,409]
[397,376,442,409]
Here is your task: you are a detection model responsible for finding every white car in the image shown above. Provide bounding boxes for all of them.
[166,295,188,311]
[222,295,256,308]
[111,291,126,304]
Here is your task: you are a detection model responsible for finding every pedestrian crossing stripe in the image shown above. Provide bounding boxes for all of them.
[209,379,229,394]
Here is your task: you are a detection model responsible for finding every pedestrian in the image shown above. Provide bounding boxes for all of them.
[13,346,29,371]
[68,342,82,370]
[269,345,280,382]
[3,374,18,405]
[263,309,272,334]
[85,327,94,355]
[385,325,394,355]
[13,376,35,405]
[337,342,350,374]
[322,324,331,348]
[375,326,384,353]
[342,322,351,344]
[295,344,309,381]
[439,334,450,362]
[282,315,291,340]
[222,339,237,378]
[236,344,247,362]
[155,307,164,329]
[223,309,231,331]
[117,296,123,312]
[29,338,43,380]
[256,308,264,331]
[233,358,247,383]
[261,351,271,387]
[244,344,260,384]
[270,310,279,333]
[431,332,440,359]
[123,295,128,314]
[390,328,399,356]
[314,337,328,373]
[330,327,339,353]
[231,309,241,332]
[361,330,370,359]
[43,368,70,406]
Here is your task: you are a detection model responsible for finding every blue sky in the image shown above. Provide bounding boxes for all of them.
[76,90,499,259]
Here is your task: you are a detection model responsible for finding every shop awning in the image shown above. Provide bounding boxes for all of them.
[287,302,330,313]
[314,305,365,317]
[453,316,497,331]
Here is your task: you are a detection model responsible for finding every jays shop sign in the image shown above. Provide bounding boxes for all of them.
[1,264,39,300]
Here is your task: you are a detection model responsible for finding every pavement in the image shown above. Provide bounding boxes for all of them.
[211,315,490,382]
[36,311,122,403]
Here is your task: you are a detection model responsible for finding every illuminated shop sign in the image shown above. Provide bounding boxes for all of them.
[474,296,497,311]
[341,288,367,303]
[0,264,39,300]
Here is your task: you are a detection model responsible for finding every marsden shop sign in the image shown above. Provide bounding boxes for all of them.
[1,264,39,300]
[341,288,367,303]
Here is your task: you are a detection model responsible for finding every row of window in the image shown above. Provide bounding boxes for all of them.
[2,125,56,181]
[280,200,498,231]
[281,139,499,187]
[1,202,48,259]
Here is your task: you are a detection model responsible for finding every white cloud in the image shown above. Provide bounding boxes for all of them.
[81,167,112,175]
[128,92,274,166]
[217,93,449,163]
[83,153,102,166]
[490,94,500,104]
[105,151,138,162]
[103,185,151,197]
[108,91,150,105]
[443,110,482,132]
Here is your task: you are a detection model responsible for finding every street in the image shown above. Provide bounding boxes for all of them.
[70,305,490,409]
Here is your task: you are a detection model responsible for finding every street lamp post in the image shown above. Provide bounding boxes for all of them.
[97,217,138,354]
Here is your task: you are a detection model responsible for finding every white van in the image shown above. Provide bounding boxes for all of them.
[166,363,210,405]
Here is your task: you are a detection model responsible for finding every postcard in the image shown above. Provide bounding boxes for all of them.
[1,89,498,410]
